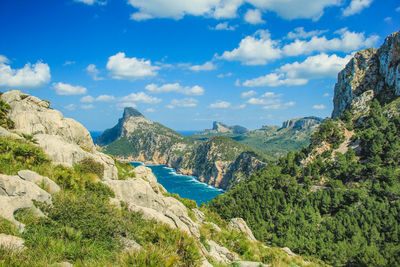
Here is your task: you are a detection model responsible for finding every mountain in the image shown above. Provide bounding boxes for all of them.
[209,31,400,266]
[0,90,317,266]
[191,117,323,158]
[197,121,249,135]
[96,108,267,190]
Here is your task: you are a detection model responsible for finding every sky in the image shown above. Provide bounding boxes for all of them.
[0,0,398,131]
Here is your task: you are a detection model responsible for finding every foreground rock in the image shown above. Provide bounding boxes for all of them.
[17,170,60,194]
[0,233,25,251]
[1,90,118,180]
[229,218,257,241]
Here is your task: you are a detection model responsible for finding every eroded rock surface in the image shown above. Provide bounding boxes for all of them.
[229,218,257,241]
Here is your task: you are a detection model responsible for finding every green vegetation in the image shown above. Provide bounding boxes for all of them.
[209,99,400,266]
[0,98,14,129]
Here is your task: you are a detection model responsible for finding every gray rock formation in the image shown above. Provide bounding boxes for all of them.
[1,90,118,180]
[280,117,323,130]
[0,173,52,229]
[207,240,240,264]
[17,170,60,194]
[332,31,400,119]
[233,261,270,267]
[0,233,25,251]
[229,218,257,241]
[104,166,200,238]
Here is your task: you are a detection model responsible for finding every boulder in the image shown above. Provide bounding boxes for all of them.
[207,240,239,264]
[204,222,222,233]
[233,261,270,267]
[192,208,205,222]
[17,170,60,194]
[229,218,257,241]
[281,247,297,257]
[0,233,25,251]
[120,237,141,252]
[0,126,22,140]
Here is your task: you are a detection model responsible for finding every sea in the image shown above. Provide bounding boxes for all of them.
[131,162,224,206]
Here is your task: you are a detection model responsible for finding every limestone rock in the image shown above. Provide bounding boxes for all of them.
[0,234,25,251]
[234,261,270,267]
[281,247,297,257]
[281,117,323,130]
[1,90,95,152]
[332,31,400,119]
[207,240,239,264]
[192,208,205,222]
[120,237,141,252]
[204,222,222,232]
[0,126,22,140]
[17,170,60,194]
[104,166,200,238]
[0,174,51,229]
[229,218,257,241]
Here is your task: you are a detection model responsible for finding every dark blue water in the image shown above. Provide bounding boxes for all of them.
[90,131,103,142]
[177,130,200,136]
[131,162,224,206]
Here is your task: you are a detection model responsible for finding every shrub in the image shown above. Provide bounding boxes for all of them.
[75,158,104,179]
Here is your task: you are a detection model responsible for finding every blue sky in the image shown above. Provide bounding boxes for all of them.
[0,0,398,131]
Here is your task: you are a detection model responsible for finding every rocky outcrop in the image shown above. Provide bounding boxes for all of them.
[0,173,52,229]
[1,90,118,180]
[17,170,60,194]
[0,234,25,251]
[280,117,323,130]
[332,31,400,119]
[199,121,249,135]
[229,218,257,241]
[104,166,200,238]
[207,240,240,264]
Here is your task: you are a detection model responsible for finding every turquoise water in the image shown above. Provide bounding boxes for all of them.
[131,162,224,206]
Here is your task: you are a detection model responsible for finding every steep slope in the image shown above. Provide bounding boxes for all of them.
[0,90,318,266]
[197,121,249,135]
[191,116,322,158]
[96,108,267,190]
[209,31,400,266]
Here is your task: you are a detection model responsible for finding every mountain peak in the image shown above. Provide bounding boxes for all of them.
[123,107,144,120]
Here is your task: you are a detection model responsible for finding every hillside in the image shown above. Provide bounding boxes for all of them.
[96,108,268,190]
[0,90,321,266]
[209,31,400,266]
[191,117,322,158]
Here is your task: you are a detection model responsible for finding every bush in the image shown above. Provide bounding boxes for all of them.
[75,158,104,179]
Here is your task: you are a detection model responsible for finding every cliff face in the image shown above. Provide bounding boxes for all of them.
[332,31,400,119]
[96,110,266,190]
[198,121,249,135]
[280,117,323,130]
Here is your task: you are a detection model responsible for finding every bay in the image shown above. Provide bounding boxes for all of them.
[131,162,224,206]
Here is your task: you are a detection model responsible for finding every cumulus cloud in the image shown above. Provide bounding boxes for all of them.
[219,30,281,65]
[117,102,137,109]
[52,82,87,95]
[282,28,378,56]
[86,64,104,81]
[241,90,257,98]
[243,53,352,87]
[128,0,339,21]
[145,108,155,113]
[96,94,115,102]
[0,57,50,88]
[74,0,106,5]
[313,104,326,110]
[120,92,161,103]
[217,72,233,78]
[211,22,236,31]
[106,52,159,80]
[64,104,76,111]
[63,61,75,66]
[286,27,328,39]
[167,98,198,108]
[247,92,295,110]
[81,104,94,110]
[209,100,231,109]
[244,9,265,24]
[145,83,204,95]
[342,0,373,17]
[189,61,216,71]
[80,95,95,103]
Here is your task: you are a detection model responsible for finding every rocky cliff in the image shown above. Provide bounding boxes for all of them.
[96,109,266,190]
[280,116,323,130]
[332,31,400,119]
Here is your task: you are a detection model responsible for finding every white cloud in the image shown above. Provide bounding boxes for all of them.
[241,90,256,98]
[64,104,76,111]
[235,79,240,87]
[52,82,87,95]
[81,104,95,110]
[0,57,50,88]
[286,27,328,39]
[86,64,104,81]
[396,6,400,12]
[279,53,353,80]
[167,98,198,108]
[342,0,373,17]
[189,61,216,71]
[96,94,115,102]
[217,72,233,78]
[106,52,159,80]
[74,0,106,5]
[120,92,161,103]
[128,0,339,21]
[80,95,95,103]
[145,83,204,95]
[243,53,352,87]
[219,30,281,65]
[247,91,295,110]
[244,9,265,24]
[282,28,378,56]
[117,102,137,109]
[323,93,330,97]
[209,100,231,109]
[212,22,236,31]
[145,108,155,112]
[313,104,326,110]
[243,73,307,87]
[63,61,75,66]
[384,17,392,22]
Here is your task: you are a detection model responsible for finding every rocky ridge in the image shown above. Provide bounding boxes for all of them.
[332,30,400,119]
